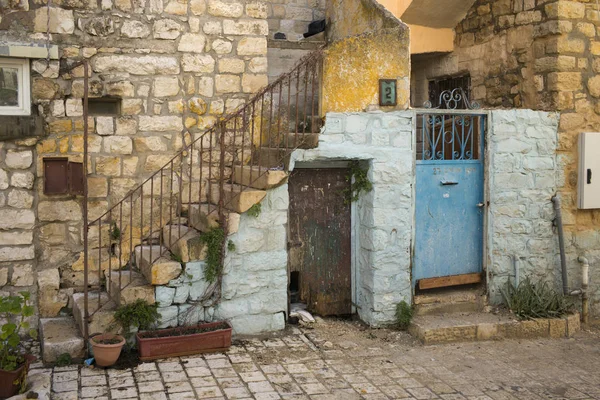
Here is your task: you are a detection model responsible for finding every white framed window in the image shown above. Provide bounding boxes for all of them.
[0,57,31,116]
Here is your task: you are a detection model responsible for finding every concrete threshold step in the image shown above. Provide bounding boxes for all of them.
[232,165,288,190]
[40,317,85,363]
[408,311,581,345]
[414,286,485,316]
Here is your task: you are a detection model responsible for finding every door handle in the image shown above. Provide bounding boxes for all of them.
[588,169,592,184]
[441,180,458,186]
[476,203,485,208]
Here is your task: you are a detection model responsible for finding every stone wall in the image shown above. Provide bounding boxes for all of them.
[412,0,600,316]
[153,184,288,335]
[488,109,560,303]
[320,0,410,115]
[0,137,39,327]
[411,0,556,108]
[263,0,325,42]
[0,0,270,318]
[291,111,414,326]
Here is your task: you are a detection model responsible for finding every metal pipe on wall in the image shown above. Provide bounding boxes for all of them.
[551,195,569,295]
[578,256,590,325]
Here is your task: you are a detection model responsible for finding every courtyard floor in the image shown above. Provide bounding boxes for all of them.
[44,318,600,400]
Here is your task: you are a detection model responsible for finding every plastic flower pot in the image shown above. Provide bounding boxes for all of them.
[136,321,232,361]
[0,354,35,398]
[90,334,126,367]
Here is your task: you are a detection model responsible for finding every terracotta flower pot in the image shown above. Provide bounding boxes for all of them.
[90,334,126,367]
[0,354,35,399]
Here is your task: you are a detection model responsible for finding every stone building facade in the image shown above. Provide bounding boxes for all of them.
[0,0,273,323]
[410,0,600,316]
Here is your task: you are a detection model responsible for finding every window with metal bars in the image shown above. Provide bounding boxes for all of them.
[428,75,471,109]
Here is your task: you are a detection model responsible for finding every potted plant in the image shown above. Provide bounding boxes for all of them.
[136,320,233,361]
[89,333,126,367]
[114,300,232,361]
[0,292,37,398]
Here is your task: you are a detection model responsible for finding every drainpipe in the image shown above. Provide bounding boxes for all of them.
[512,255,520,287]
[551,195,569,295]
[578,256,590,325]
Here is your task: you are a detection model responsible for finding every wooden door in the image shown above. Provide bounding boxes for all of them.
[288,168,352,316]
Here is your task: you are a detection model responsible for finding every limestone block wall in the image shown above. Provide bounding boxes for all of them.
[488,109,560,304]
[0,138,39,327]
[412,0,600,316]
[153,184,288,335]
[291,111,414,326]
[262,0,325,42]
[216,184,288,334]
[0,0,270,318]
[411,0,556,108]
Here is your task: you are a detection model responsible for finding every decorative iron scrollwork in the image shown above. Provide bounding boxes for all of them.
[423,88,481,110]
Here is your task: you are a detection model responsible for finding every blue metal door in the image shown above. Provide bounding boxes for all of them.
[413,113,486,288]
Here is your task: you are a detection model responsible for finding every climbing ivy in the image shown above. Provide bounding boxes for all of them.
[247,203,262,218]
[200,227,226,284]
[343,161,373,204]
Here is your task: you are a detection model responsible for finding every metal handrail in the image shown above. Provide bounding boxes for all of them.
[83,46,325,341]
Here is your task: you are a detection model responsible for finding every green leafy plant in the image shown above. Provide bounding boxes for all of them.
[502,278,575,320]
[247,203,261,218]
[395,301,413,330]
[113,300,161,339]
[343,161,373,204]
[56,353,72,367]
[170,252,183,264]
[109,223,121,241]
[227,240,236,252]
[200,227,225,283]
[0,292,37,372]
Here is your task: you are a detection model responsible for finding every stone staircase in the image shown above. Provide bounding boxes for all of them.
[39,129,318,363]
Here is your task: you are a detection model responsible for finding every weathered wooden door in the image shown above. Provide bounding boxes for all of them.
[288,168,352,316]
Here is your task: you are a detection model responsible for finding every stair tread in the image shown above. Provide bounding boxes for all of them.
[40,317,85,363]
[188,203,240,234]
[232,165,288,190]
[414,286,483,305]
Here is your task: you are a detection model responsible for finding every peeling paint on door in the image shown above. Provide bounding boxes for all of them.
[288,168,352,316]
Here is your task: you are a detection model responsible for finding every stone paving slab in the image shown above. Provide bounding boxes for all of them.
[37,320,600,400]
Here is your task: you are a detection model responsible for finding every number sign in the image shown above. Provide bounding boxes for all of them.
[379,79,397,107]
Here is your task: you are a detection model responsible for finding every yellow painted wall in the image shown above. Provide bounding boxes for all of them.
[321,29,410,114]
[409,25,454,54]
[322,0,411,114]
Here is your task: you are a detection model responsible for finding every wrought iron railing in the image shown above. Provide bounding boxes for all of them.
[82,47,324,341]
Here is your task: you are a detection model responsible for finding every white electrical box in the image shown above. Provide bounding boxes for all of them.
[578,132,600,209]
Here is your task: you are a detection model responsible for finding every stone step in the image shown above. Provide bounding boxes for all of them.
[40,317,85,363]
[254,148,292,170]
[408,312,581,345]
[232,165,288,190]
[209,183,267,214]
[108,270,155,306]
[188,204,240,234]
[72,292,118,336]
[414,286,485,316]
[278,132,319,149]
[135,245,183,285]
[162,225,207,263]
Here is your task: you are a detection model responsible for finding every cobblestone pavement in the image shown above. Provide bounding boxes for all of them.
[44,319,600,400]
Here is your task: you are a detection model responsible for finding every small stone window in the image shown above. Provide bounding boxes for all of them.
[88,97,121,116]
[0,57,31,116]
